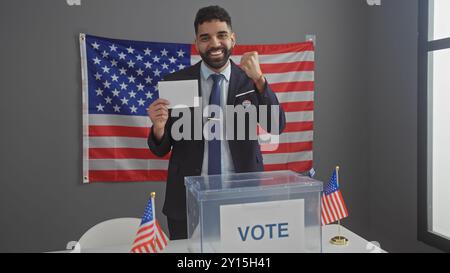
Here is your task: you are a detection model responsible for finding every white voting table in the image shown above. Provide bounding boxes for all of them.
[51,224,384,253]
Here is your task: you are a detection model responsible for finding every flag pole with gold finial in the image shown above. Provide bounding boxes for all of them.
[330,166,349,246]
[151,192,156,244]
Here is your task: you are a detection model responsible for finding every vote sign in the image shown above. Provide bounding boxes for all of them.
[220,199,305,252]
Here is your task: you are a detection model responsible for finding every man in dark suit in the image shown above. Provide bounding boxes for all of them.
[147,5,286,239]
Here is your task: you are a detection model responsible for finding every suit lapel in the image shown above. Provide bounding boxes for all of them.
[227,61,245,105]
[187,61,202,97]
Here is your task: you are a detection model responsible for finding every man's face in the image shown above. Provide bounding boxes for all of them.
[195,20,236,71]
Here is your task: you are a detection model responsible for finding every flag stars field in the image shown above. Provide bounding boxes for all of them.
[111,89,120,97]
[118,52,126,60]
[177,49,185,57]
[128,91,137,98]
[128,75,136,83]
[102,80,111,89]
[109,44,117,52]
[144,61,152,69]
[96,103,105,112]
[127,46,135,54]
[136,68,144,76]
[93,57,101,65]
[91,42,100,50]
[127,60,135,68]
[153,68,161,77]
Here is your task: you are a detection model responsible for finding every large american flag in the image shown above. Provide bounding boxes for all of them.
[321,169,349,225]
[80,34,314,183]
[131,195,169,253]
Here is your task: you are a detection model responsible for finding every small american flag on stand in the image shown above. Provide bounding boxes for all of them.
[131,192,169,253]
[321,167,348,226]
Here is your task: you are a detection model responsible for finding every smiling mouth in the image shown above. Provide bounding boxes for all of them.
[208,49,225,58]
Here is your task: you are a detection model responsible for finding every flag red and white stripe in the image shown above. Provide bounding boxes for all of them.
[192,42,315,174]
[320,170,348,225]
[321,190,349,225]
[82,37,314,182]
[131,220,168,253]
[131,196,169,253]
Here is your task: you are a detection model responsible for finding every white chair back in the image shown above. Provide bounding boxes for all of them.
[77,217,141,250]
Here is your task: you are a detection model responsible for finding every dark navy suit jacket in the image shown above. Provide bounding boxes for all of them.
[147,60,286,220]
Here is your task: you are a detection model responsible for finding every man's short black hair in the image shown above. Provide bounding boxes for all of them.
[194,5,232,34]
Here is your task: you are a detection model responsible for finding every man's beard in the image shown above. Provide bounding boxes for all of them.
[199,46,233,70]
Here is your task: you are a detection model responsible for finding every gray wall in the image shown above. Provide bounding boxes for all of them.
[0,0,439,253]
[367,0,440,253]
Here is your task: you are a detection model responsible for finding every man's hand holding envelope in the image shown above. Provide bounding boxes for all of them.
[147,79,199,141]
[147,98,169,142]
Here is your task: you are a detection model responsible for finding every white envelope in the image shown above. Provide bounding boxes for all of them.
[157,80,200,109]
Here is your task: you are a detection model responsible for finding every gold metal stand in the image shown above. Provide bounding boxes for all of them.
[330,219,348,246]
[330,236,348,246]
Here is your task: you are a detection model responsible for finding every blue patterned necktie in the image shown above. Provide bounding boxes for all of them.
[208,74,223,175]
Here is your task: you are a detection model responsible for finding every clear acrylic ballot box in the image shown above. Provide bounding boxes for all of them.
[184,170,323,253]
